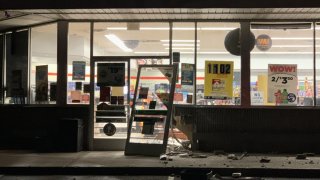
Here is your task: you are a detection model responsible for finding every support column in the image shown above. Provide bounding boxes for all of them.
[56,21,68,106]
[240,22,251,107]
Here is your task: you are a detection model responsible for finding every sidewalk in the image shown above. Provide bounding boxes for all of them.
[0,150,319,178]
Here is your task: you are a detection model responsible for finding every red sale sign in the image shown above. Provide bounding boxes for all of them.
[268,64,297,105]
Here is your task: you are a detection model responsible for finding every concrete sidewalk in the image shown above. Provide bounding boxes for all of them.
[0,150,319,178]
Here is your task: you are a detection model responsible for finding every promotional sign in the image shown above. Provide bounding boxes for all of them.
[268,64,297,105]
[181,63,194,85]
[256,34,272,51]
[97,63,125,86]
[251,91,264,105]
[204,61,234,99]
[35,65,48,101]
[72,61,86,80]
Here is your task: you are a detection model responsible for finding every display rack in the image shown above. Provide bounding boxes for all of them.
[125,64,178,156]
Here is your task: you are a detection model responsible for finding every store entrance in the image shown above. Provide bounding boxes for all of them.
[90,57,170,150]
[90,57,130,150]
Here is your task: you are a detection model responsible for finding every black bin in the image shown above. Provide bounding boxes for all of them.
[58,118,83,152]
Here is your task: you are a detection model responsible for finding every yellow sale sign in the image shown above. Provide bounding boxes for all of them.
[204,61,234,99]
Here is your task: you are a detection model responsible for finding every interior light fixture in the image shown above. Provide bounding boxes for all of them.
[162,44,200,46]
[106,27,237,31]
[165,47,200,50]
[134,52,168,54]
[161,40,200,42]
[105,34,133,52]
[272,45,313,48]
[271,37,320,40]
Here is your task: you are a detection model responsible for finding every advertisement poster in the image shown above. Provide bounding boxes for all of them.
[35,65,48,101]
[181,63,194,85]
[72,61,86,80]
[268,64,297,105]
[204,61,234,99]
[97,63,125,86]
[251,91,264,105]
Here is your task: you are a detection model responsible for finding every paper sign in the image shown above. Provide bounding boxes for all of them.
[35,65,48,101]
[268,64,297,105]
[174,93,183,101]
[72,61,86,80]
[112,86,124,96]
[97,63,125,86]
[71,90,81,102]
[251,91,264,105]
[181,63,194,85]
[204,61,233,99]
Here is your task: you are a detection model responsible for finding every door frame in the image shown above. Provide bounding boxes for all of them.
[89,57,130,150]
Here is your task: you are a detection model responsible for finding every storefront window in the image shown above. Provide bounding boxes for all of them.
[172,23,195,104]
[196,22,241,105]
[250,23,314,106]
[0,34,3,104]
[67,23,91,104]
[4,30,29,104]
[93,22,169,56]
[316,23,320,106]
[30,23,57,104]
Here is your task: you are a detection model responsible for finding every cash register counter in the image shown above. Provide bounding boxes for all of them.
[173,105,320,153]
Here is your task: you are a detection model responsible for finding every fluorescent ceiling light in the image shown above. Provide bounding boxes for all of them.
[106,27,237,31]
[272,45,313,48]
[105,34,133,52]
[271,37,320,40]
[165,47,199,50]
[134,51,168,54]
[200,27,236,30]
[163,44,200,47]
[161,40,200,42]
[252,51,312,54]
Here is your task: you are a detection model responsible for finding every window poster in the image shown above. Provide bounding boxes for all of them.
[268,64,297,105]
[35,65,48,101]
[97,63,125,86]
[181,63,194,85]
[72,61,86,80]
[204,61,234,99]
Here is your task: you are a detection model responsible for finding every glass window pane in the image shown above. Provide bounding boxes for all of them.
[0,35,3,104]
[316,23,320,106]
[30,23,57,104]
[196,22,241,105]
[67,23,91,104]
[250,23,314,106]
[173,23,195,104]
[93,22,169,56]
[5,30,29,104]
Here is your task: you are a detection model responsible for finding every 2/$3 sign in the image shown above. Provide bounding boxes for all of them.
[204,61,234,99]
[268,64,298,105]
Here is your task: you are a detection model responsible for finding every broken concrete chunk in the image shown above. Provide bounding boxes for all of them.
[304,153,315,157]
[179,153,189,158]
[260,157,271,163]
[296,154,307,160]
[160,154,168,160]
[227,154,238,160]
[191,154,207,158]
[232,172,242,178]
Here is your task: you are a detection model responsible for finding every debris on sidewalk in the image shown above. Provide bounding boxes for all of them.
[296,154,307,160]
[213,150,226,155]
[304,152,315,157]
[179,153,189,158]
[232,172,242,178]
[191,154,207,158]
[160,154,168,160]
[260,157,271,163]
[239,152,248,160]
[227,154,238,160]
